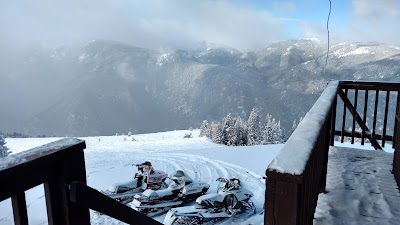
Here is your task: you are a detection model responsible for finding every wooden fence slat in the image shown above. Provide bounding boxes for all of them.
[330,92,337,146]
[361,90,368,145]
[372,90,379,144]
[45,178,68,225]
[333,130,393,142]
[341,89,348,143]
[351,89,359,144]
[382,91,390,147]
[12,192,29,225]
[393,92,400,149]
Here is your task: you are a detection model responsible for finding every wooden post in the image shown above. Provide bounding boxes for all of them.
[361,90,368,145]
[266,175,300,225]
[341,89,348,143]
[351,89,358,144]
[12,192,29,225]
[330,91,337,146]
[393,92,400,188]
[42,141,90,225]
[382,91,390,147]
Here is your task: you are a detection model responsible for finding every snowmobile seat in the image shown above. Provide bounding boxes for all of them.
[184,174,193,185]
[185,180,192,185]
[108,180,138,193]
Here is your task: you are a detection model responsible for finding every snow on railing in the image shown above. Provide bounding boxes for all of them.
[268,80,339,175]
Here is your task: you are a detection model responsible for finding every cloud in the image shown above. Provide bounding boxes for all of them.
[272,1,296,13]
[353,0,400,19]
[301,22,327,41]
[347,0,400,44]
[0,0,290,51]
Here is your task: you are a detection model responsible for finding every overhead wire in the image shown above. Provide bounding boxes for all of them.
[325,0,332,68]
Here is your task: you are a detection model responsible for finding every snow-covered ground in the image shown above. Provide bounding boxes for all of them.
[1,130,398,225]
[0,130,283,225]
[315,146,400,225]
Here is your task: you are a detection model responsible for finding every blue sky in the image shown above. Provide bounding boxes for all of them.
[1,0,400,51]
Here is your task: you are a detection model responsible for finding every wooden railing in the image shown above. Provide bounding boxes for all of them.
[0,138,162,225]
[265,80,400,225]
[335,81,400,149]
[265,81,338,225]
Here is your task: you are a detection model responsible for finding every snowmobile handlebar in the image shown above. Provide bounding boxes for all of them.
[216,178,229,183]
[216,178,241,189]
[132,163,144,167]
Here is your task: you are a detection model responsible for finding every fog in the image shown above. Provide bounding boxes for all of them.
[1,0,400,136]
[0,0,291,52]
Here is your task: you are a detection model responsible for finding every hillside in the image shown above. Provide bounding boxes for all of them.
[1,39,399,136]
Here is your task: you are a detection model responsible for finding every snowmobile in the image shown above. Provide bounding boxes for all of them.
[129,170,210,217]
[163,178,256,225]
[101,161,168,204]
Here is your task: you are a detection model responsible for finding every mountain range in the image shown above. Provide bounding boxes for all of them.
[1,39,399,136]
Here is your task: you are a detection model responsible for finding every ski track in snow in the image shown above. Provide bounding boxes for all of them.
[87,152,264,225]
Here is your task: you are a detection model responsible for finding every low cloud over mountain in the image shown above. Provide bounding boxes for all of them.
[1,39,399,136]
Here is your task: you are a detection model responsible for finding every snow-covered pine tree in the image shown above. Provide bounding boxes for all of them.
[262,114,273,144]
[235,116,248,146]
[210,122,223,144]
[199,120,211,138]
[272,120,286,144]
[0,135,11,158]
[222,114,237,146]
[247,108,262,146]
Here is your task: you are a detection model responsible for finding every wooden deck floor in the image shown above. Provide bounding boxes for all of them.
[314,146,400,225]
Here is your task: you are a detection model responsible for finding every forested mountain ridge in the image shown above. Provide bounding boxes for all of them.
[1,39,399,136]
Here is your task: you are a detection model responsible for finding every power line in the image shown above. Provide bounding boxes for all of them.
[325,0,331,68]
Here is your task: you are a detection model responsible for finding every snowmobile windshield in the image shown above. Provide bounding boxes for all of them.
[143,165,152,173]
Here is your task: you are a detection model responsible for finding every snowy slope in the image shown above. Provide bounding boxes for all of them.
[0,130,282,225]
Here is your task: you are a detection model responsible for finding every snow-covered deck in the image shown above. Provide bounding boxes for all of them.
[314,146,400,225]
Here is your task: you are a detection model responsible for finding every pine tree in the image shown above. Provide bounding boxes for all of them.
[247,108,262,146]
[210,122,223,144]
[222,114,237,146]
[199,120,211,138]
[235,117,248,146]
[272,120,286,144]
[262,114,274,144]
[0,135,11,158]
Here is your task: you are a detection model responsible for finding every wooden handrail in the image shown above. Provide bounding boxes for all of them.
[0,138,162,225]
[0,138,90,225]
[0,138,86,201]
[265,80,400,225]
